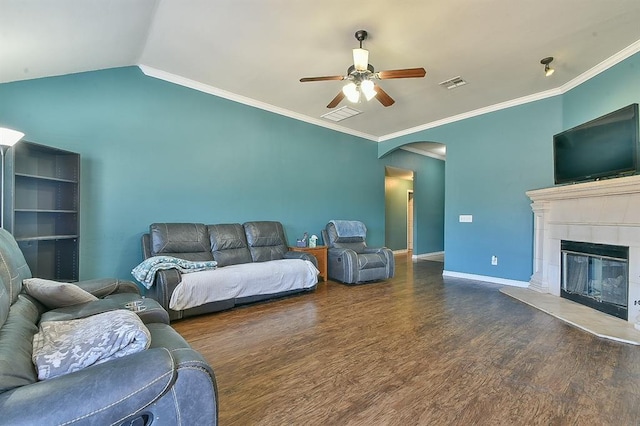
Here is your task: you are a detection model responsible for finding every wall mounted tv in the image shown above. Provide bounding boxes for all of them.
[553,103,640,185]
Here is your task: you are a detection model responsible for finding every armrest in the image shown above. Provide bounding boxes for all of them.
[74,278,140,298]
[146,269,182,313]
[0,348,176,425]
[363,247,395,278]
[327,247,358,283]
[284,251,318,267]
[141,233,184,315]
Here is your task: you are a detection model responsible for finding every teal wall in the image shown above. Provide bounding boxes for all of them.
[562,53,640,129]
[3,50,636,285]
[379,50,640,283]
[385,176,412,250]
[0,67,399,280]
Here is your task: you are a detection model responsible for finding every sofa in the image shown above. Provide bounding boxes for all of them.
[0,228,218,425]
[322,220,395,284]
[141,221,319,321]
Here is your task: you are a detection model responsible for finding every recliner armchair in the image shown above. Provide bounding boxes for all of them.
[322,220,394,284]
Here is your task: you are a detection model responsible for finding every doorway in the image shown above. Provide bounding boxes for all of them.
[384,166,414,252]
[407,190,414,251]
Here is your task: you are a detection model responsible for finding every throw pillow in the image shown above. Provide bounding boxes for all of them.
[23,278,98,309]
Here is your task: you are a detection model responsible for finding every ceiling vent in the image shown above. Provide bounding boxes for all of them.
[439,76,467,89]
[321,106,362,122]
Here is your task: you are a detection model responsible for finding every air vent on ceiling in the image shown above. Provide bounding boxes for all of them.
[439,76,467,90]
[321,106,362,122]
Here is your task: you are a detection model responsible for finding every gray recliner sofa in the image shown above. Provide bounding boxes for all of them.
[142,221,319,321]
[0,228,218,425]
[322,220,395,284]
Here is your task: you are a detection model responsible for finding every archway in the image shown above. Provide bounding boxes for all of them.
[382,141,446,261]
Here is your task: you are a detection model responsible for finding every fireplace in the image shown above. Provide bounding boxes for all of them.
[526,174,640,326]
[561,241,628,320]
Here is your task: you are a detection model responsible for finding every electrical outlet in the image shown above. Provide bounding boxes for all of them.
[491,255,498,266]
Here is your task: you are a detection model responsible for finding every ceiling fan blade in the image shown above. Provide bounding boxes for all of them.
[300,75,345,82]
[327,91,345,108]
[377,68,426,79]
[374,85,395,107]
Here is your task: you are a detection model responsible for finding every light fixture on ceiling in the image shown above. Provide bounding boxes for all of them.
[342,30,376,104]
[352,30,369,73]
[540,57,555,77]
[300,29,426,108]
[341,77,377,104]
[0,127,25,228]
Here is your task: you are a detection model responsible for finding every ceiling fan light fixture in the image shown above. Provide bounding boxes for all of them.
[361,79,376,101]
[353,48,369,72]
[342,82,360,103]
[540,56,555,77]
[299,29,424,108]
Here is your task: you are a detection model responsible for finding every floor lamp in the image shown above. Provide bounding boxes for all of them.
[0,127,25,229]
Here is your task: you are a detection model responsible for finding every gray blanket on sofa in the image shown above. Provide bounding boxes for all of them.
[132,255,218,289]
[32,309,151,380]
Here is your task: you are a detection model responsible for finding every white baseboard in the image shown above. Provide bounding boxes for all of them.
[413,251,444,261]
[442,270,529,288]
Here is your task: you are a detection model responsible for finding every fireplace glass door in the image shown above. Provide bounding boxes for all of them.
[561,241,628,320]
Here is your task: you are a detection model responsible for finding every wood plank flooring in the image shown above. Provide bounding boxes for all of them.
[172,254,640,425]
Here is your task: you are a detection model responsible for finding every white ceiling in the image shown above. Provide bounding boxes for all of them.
[2,0,640,150]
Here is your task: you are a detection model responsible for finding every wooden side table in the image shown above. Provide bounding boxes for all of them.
[289,245,328,282]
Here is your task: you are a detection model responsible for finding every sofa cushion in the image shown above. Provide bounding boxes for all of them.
[208,224,253,267]
[150,223,214,261]
[0,278,9,330]
[0,295,40,392]
[0,229,32,306]
[23,278,98,309]
[325,221,367,253]
[243,221,288,262]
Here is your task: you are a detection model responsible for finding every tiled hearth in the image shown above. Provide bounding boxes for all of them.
[526,175,640,328]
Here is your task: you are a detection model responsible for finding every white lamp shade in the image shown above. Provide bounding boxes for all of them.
[0,127,24,147]
[342,82,360,103]
[352,48,369,71]
[545,66,555,77]
[361,80,376,101]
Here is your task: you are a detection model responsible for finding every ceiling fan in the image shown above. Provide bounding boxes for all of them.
[300,30,426,108]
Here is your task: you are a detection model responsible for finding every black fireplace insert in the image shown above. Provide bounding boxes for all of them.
[561,240,628,320]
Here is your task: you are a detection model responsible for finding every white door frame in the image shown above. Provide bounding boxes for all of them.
[407,190,414,250]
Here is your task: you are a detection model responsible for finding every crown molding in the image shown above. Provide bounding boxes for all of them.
[139,39,640,146]
[379,88,562,142]
[138,65,379,142]
[400,145,446,160]
[379,39,640,142]
[560,39,640,92]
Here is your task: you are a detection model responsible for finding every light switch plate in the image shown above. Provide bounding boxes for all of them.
[459,215,473,223]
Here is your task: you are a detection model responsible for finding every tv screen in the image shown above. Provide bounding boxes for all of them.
[553,103,640,185]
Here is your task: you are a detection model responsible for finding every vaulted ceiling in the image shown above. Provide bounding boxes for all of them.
[2,0,640,142]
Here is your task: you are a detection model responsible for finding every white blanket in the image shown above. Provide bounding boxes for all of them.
[169,259,319,311]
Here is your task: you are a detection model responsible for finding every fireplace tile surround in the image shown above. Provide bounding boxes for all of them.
[526,174,640,327]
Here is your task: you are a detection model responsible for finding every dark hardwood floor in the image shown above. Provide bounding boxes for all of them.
[173,254,640,425]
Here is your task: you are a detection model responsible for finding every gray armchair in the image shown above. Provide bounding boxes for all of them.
[322,220,394,284]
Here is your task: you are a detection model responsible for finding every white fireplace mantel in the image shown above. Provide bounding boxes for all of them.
[526,174,640,324]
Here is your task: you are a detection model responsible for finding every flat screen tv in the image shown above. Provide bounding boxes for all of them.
[553,103,640,185]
